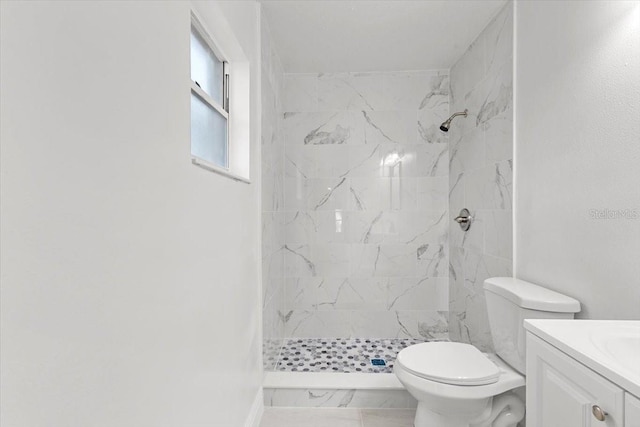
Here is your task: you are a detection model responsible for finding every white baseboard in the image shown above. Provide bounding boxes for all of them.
[245,388,264,427]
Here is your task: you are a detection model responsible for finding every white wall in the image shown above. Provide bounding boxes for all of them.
[515,1,640,319]
[0,1,263,426]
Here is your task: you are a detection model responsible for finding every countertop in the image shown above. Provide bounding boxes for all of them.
[525,319,640,398]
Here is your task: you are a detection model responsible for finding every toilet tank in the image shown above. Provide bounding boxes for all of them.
[484,277,580,374]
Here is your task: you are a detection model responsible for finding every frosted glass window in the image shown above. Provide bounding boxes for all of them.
[191,93,228,168]
[190,26,224,104]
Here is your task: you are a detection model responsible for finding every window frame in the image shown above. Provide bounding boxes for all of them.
[190,12,235,176]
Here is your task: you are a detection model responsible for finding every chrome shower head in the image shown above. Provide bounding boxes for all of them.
[439,109,468,132]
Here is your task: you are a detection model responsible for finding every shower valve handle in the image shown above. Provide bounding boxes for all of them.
[455,215,470,224]
[454,209,472,232]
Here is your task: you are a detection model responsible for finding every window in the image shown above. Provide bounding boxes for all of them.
[188,5,251,183]
[190,17,230,170]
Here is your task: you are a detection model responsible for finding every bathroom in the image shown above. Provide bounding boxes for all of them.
[0,1,638,427]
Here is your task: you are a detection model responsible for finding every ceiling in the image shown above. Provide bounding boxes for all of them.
[261,0,508,73]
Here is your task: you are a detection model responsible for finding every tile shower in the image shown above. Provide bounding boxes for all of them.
[262,3,514,373]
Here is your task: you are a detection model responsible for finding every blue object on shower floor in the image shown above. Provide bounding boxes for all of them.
[370,358,386,366]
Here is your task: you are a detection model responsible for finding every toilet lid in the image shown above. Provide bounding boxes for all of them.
[396,342,500,386]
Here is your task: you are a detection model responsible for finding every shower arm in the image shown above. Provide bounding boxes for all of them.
[447,109,468,121]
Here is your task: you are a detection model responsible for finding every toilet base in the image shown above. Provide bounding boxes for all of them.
[412,391,525,427]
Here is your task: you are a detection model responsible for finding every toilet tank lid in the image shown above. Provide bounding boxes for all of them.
[484,277,581,313]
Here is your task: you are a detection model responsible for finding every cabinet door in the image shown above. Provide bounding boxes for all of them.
[627,393,640,427]
[526,333,624,427]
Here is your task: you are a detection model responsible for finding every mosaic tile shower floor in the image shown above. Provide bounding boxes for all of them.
[273,338,427,373]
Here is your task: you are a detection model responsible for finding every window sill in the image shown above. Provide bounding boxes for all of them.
[191,156,250,184]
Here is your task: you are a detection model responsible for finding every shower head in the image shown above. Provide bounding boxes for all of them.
[439,109,468,132]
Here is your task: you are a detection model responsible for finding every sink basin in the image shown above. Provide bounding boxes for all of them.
[590,324,640,377]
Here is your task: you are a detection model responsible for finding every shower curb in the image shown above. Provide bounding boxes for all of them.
[263,372,417,409]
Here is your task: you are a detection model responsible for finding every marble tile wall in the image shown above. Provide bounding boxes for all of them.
[277,70,451,340]
[264,388,417,409]
[262,14,286,371]
[448,3,514,351]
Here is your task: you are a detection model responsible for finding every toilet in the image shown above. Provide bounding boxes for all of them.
[394,277,581,427]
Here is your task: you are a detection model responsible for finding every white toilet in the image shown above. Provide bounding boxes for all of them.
[394,277,581,427]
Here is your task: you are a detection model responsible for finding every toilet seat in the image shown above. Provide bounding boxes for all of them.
[396,342,500,386]
[394,352,525,401]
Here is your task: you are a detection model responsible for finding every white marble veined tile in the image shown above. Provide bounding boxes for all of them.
[417,176,448,210]
[449,208,484,253]
[349,390,416,410]
[387,277,449,311]
[316,277,368,310]
[311,244,350,278]
[284,111,363,146]
[415,144,448,177]
[263,252,283,304]
[379,177,417,211]
[416,240,449,279]
[307,177,350,211]
[347,211,400,244]
[346,144,418,179]
[359,110,414,145]
[318,72,396,111]
[389,70,448,111]
[417,102,449,145]
[284,244,315,278]
[474,60,513,126]
[350,244,417,278]
[449,124,485,178]
[350,310,412,338]
[448,246,465,291]
[484,110,513,164]
[284,177,310,211]
[361,408,416,427]
[484,2,513,78]
[312,145,351,178]
[416,74,450,111]
[414,311,450,340]
[346,144,385,178]
[348,177,383,211]
[313,210,349,244]
[398,210,448,247]
[283,310,351,337]
[262,212,285,249]
[463,249,512,293]
[346,278,389,311]
[283,74,318,112]
[285,145,314,179]
[448,171,465,214]
[262,135,284,173]
[392,311,444,340]
[284,211,318,245]
[465,159,513,210]
[450,38,485,111]
[451,304,494,352]
[285,277,320,310]
[260,407,362,427]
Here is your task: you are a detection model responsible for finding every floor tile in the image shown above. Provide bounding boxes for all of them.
[259,408,362,427]
[361,408,416,427]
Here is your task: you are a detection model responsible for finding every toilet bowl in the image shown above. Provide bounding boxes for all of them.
[394,344,525,427]
[395,277,581,427]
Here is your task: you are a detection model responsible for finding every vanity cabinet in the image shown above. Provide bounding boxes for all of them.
[627,393,640,427]
[527,333,625,427]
